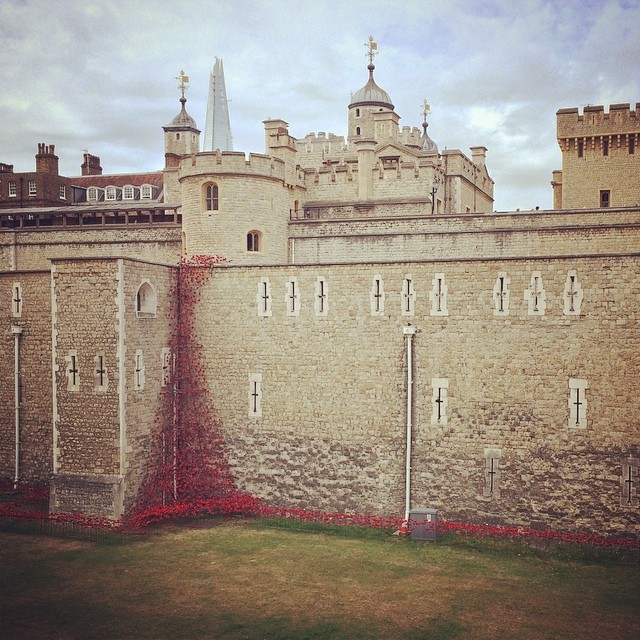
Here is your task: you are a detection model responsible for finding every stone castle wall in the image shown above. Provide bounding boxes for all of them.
[0,226,181,271]
[50,258,122,515]
[195,256,639,535]
[288,208,640,264]
[0,271,52,482]
[121,259,175,514]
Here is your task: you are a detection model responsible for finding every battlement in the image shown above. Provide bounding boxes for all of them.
[557,102,640,138]
[179,150,287,181]
[297,132,348,155]
[399,126,423,147]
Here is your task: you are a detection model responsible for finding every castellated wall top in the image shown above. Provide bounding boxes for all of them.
[557,102,640,138]
[178,151,288,182]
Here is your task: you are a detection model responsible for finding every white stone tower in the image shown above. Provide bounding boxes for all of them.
[203,58,233,152]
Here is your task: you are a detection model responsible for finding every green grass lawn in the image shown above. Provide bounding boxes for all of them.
[1,520,638,639]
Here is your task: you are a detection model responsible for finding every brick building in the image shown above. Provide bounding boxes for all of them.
[0,44,638,537]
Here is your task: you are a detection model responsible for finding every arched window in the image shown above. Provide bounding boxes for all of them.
[356,108,360,117]
[87,187,98,201]
[205,183,219,211]
[136,281,157,318]
[356,127,361,135]
[247,231,261,252]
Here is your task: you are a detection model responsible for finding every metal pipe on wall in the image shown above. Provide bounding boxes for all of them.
[11,325,23,488]
[403,324,417,524]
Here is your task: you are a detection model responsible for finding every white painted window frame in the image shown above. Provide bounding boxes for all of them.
[568,378,588,428]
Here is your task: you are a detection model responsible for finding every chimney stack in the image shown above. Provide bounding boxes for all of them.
[81,152,103,176]
[35,143,59,175]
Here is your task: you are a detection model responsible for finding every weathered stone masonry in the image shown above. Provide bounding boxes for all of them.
[199,255,639,535]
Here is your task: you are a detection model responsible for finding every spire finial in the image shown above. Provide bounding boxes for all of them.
[176,69,190,101]
[422,99,431,125]
[365,35,378,65]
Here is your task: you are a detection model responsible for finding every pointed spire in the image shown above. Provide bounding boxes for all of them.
[203,57,234,152]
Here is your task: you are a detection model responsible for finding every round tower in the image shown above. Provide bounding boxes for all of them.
[179,150,297,264]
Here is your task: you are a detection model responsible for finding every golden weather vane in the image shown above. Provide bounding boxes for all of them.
[365,35,378,64]
[176,69,190,99]
[422,99,431,122]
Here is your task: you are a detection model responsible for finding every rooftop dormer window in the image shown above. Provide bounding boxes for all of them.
[123,185,134,200]
[141,184,152,199]
[105,186,117,201]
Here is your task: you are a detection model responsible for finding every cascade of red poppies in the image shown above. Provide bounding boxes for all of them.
[129,255,257,521]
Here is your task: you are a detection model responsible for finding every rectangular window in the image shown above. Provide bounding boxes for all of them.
[8,181,17,197]
[59,184,66,199]
[493,273,510,316]
[28,180,36,196]
[525,271,546,315]
[431,378,449,426]
[257,278,272,317]
[429,273,448,316]
[568,378,588,428]
[94,352,108,391]
[600,190,610,208]
[134,349,145,390]
[629,136,635,155]
[249,373,262,418]
[315,276,328,317]
[370,275,384,316]
[402,276,415,317]
[563,270,583,315]
[621,457,638,506]
[577,140,584,158]
[66,350,80,392]
[285,278,300,317]
[602,137,609,156]
[483,448,502,497]
[12,283,22,317]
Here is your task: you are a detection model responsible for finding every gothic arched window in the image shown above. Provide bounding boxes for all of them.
[247,231,261,252]
[205,183,219,211]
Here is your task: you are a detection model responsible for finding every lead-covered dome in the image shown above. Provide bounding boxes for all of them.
[164,97,198,130]
[349,63,394,110]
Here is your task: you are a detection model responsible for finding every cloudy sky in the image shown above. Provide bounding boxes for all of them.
[1,0,638,211]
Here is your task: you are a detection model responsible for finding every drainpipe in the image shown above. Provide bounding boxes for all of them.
[403,325,417,526]
[11,325,23,488]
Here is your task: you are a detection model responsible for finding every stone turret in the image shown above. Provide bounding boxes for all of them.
[163,71,200,203]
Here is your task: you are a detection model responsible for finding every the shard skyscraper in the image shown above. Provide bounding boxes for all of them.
[202,58,233,151]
